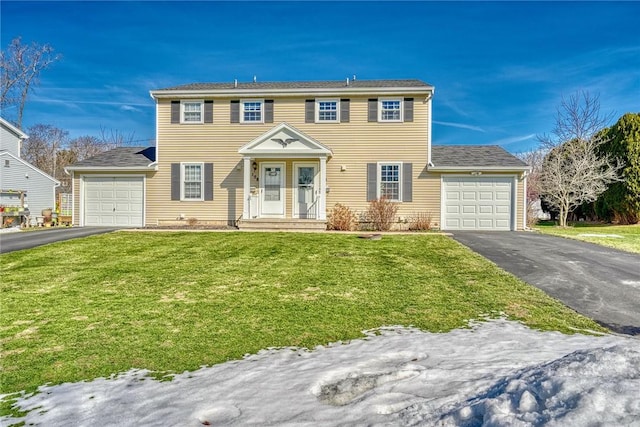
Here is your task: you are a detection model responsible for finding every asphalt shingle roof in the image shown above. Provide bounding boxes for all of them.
[70,147,155,168]
[156,79,432,91]
[431,145,529,168]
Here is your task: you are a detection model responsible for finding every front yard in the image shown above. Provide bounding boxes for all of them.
[0,232,603,403]
[536,223,640,254]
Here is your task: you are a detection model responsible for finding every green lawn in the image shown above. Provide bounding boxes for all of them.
[1,232,604,401]
[535,222,640,254]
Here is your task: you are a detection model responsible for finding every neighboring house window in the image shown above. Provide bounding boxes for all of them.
[4,159,9,167]
[379,99,402,122]
[181,101,203,123]
[379,163,401,201]
[241,100,263,123]
[316,99,339,122]
[182,163,203,200]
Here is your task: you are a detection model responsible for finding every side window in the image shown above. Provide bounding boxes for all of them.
[241,100,263,123]
[379,163,401,201]
[181,101,204,124]
[316,99,339,122]
[182,163,203,200]
[379,99,402,122]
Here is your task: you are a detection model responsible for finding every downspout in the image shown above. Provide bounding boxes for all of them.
[426,90,434,168]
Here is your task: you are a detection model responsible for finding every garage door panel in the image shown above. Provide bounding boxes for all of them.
[443,176,513,231]
[84,177,144,227]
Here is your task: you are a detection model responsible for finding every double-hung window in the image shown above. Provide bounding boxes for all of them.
[379,163,401,201]
[181,101,203,123]
[379,98,402,122]
[182,163,203,200]
[241,100,263,123]
[316,99,339,122]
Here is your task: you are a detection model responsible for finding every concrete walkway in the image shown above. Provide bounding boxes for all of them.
[451,231,640,336]
[0,227,118,254]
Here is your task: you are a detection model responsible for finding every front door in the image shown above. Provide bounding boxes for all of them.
[260,163,285,217]
[294,163,318,219]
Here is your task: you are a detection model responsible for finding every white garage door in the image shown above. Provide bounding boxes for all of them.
[443,176,513,230]
[84,177,144,227]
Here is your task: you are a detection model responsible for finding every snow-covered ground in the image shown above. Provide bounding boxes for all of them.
[3,319,639,426]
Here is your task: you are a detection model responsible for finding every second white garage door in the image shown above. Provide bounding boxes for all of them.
[443,176,513,230]
[84,176,144,227]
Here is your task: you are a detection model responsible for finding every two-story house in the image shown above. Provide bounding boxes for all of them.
[67,79,530,230]
[1,117,59,224]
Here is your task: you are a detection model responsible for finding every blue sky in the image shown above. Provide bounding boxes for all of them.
[2,1,638,153]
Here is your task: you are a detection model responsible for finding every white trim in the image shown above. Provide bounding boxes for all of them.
[238,122,332,157]
[0,117,29,139]
[180,100,204,124]
[150,86,434,99]
[0,151,60,184]
[260,162,285,218]
[512,175,518,231]
[65,166,157,172]
[319,157,327,220]
[522,173,528,230]
[80,174,146,227]
[378,98,403,122]
[315,98,339,123]
[376,161,403,202]
[240,99,264,124]
[428,165,531,172]
[180,162,205,201]
[440,174,518,231]
[292,161,319,219]
[427,95,433,166]
[242,157,251,220]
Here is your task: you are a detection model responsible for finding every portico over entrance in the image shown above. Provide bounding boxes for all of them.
[238,123,332,221]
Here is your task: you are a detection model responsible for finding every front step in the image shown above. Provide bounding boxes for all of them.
[238,218,327,232]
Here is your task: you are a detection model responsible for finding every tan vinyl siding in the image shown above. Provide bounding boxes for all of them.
[149,96,431,225]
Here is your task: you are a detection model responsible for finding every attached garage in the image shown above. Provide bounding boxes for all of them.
[429,145,531,231]
[442,176,514,230]
[83,176,144,227]
[66,147,156,227]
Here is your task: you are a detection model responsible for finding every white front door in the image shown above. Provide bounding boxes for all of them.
[260,163,285,217]
[294,163,318,219]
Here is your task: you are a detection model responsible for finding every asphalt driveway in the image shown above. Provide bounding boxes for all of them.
[451,231,640,336]
[0,227,118,254]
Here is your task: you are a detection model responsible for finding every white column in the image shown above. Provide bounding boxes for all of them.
[243,157,251,219]
[319,156,327,220]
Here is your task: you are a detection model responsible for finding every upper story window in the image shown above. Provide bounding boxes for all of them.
[182,163,203,200]
[242,100,263,123]
[379,99,402,122]
[316,99,339,122]
[181,101,203,123]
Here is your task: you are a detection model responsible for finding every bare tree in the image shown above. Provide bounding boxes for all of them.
[517,149,546,226]
[1,37,61,127]
[99,126,137,148]
[21,124,68,180]
[538,91,622,227]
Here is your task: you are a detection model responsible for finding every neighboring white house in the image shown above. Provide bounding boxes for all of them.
[0,117,59,224]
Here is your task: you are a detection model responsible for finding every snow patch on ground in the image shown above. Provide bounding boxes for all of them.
[2,320,638,427]
[577,233,623,238]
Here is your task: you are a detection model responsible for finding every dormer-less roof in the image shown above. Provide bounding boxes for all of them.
[65,147,156,172]
[430,145,530,171]
[0,117,29,140]
[150,79,434,99]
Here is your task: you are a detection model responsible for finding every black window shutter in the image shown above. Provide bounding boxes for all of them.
[368,99,378,122]
[305,99,315,123]
[171,163,180,200]
[230,100,240,123]
[367,163,377,201]
[404,98,414,122]
[264,100,274,123]
[171,101,180,124]
[402,163,412,202]
[340,99,350,123]
[204,100,213,123]
[204,163,214,201]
